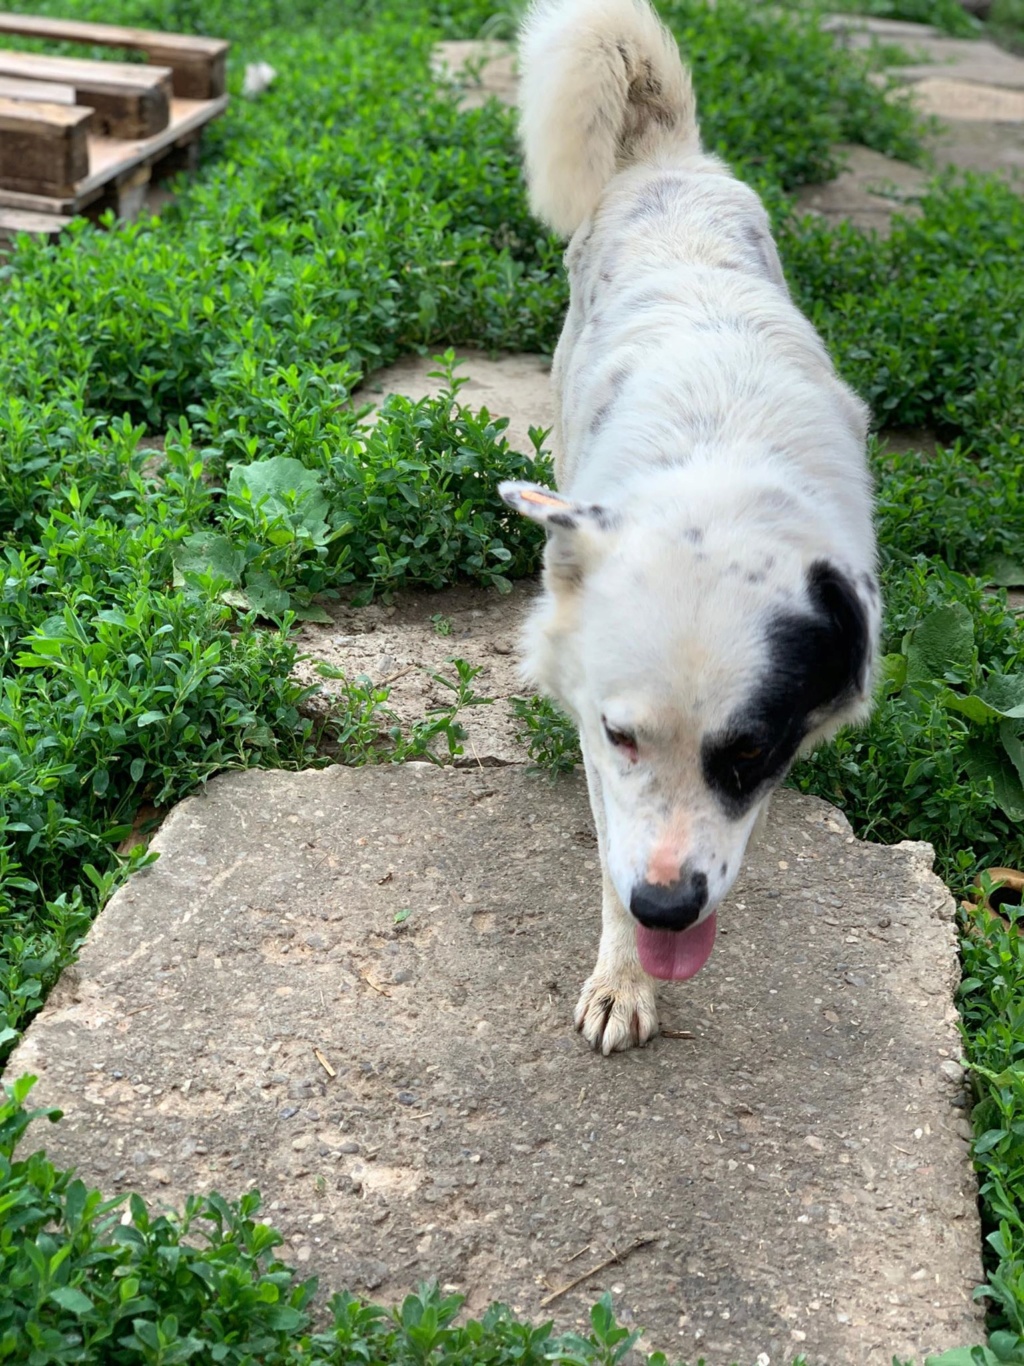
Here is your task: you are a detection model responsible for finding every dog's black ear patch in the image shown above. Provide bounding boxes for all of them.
[804,560,870,708]
[762,559,869,723]
[702,561,871,815]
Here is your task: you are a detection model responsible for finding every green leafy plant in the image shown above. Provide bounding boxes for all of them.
[879,603,1024,826]
[512,696,582,776]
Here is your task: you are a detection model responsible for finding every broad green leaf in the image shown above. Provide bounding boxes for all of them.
[988,1330,1024,1363]
[939,691,998,725]
[49,1286,95,1316]
[1001,724,1024,788]
[242,572,291,621]
[978,675,1024,720]
[973,1127,1009,1154]
[985,555,1024,588]
[264,1305,306,1331]
[925,1351,999,1366]
[228,457,329,540]
[294,603,333,624]
[905,603,974,683]
[878,652,907,694]
[172,532,245,588]
[963,737,1024,823]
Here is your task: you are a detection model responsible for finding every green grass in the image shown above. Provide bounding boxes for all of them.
[0,0,1023,1358]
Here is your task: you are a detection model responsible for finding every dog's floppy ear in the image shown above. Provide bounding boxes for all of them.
[805,560,872,704]
[499,481,615,532]
[499,481,617,590]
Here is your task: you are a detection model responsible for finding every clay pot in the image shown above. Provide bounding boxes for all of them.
[980,867,1024,916]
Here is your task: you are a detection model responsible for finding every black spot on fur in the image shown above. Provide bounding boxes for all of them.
[739,221,788,293]
[590,403,612,434]
[746,571,765,585]
[547,513,576,530]
[626,175,686,223]
[719,861,727,878]
[702,562,869,816]
[684,527,704,545]
[588,367,631,434]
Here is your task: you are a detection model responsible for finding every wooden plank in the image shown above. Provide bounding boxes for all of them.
[0,74,76,103]
[0,50,172,137]
[0,95,92,196]
[78,94,226,194]
[0,14,228,98]
[0,205,73,237]
[0,92,228,214]
[89,161,150,220]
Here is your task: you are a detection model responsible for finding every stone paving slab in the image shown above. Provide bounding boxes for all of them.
[356,349,554,458]
[794,144,928,234]
[929,115,1024,178]
[11,767,983,1364]
[911,75,1024,121]
[432,39,516,109]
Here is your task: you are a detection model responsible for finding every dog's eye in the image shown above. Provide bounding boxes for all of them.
[603,720,637,757]
[736,746,763,762]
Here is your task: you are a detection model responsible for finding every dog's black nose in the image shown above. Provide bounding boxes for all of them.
[630,869,708,932]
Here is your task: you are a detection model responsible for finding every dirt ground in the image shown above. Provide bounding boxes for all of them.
[291,582,539,765]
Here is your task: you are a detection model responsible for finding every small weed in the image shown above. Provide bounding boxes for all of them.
[431,613,453,636]
[512,696,582,776]
[403,657,494,761]
[316,657,492,764]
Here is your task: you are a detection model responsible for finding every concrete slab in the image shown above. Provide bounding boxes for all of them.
[432,40,516,110]
[821,15,943,43]
[912,75,1024,120]
[822,14,1024,93]
[355,350,555,461]
[930,114,1024,178]
[794,144,927,234]
[892,41,1024,92]
[10,766,983,1364]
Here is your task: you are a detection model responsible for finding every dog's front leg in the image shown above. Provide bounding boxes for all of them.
[574,746,659,1055]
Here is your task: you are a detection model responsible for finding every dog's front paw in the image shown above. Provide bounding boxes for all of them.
[574,967,658,1055]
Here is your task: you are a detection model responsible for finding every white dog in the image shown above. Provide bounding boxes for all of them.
[500,0,881,1054]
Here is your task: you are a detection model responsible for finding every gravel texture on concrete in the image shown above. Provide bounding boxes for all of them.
[11,766,983,1365]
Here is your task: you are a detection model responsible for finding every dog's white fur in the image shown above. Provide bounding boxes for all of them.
[501,0,880,1053]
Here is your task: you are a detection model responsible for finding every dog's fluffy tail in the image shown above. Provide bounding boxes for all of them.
[518,0,700,236]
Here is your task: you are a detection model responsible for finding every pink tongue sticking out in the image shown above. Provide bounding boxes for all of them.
[635,911,717,981]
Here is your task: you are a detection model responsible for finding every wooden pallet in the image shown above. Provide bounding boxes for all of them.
[0,13,229,238]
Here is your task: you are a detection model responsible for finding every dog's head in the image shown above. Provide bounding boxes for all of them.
[500,478,879,980]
